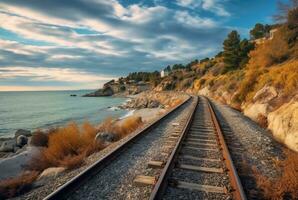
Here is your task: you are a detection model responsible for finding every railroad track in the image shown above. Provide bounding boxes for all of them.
[148,96,246,200]
[43,95,246,200]
[43,95,193,200]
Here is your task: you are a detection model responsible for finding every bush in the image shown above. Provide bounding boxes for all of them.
[29,122,103,171]
[30,131,49,147]
[0,171,39,199]
[253,149,298,199]
[257,114,268,128]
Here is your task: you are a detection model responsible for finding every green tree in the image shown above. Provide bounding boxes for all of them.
[239,39,255,67]
[250,23,271,40]
[223,30,241,72]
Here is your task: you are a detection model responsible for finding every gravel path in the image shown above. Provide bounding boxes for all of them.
[65,98,196,200]
[210,99,285,199]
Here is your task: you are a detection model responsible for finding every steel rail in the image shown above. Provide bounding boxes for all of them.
[43,96,192,200]
[149,96,246,200]
[149,96,199,200]
[206,97,247,200]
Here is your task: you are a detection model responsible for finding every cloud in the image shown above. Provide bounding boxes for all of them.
[0,66,116,83]
[176,0,230,17]
[0,0,232,90]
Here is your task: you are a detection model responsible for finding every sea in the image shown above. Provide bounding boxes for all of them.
[0,90,128,138]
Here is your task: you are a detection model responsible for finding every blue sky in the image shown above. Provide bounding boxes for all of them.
[0,0,282,91]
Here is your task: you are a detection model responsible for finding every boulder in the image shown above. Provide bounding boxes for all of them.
[95,132,118,143]
[16,135,28,147]
[38,167,66,179]
[244,103,269,121]
[35,167,66,187]
[253,85,278,103]
[268,99,298,152]
[15,129,31,138]
[0,139,16,152]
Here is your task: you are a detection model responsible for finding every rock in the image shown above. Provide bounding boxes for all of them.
[148,100,160,108]
[16,135,28,147]
[38,167,66,179]
[0,139,15,152]
[15,129,31,138]
[244,103,269,121]
[198,86,211,97]
[253,85,278,103]
[35,167,66,187]
[95,132,118,143]
[268,99,298,152]
[83,86,114,97]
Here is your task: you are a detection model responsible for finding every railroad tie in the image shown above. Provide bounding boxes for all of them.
[173,180,227,194]
[184,146,218,152]
[177,164,224,173]
[180,155,221,162]
[148,160,165,168]
[134,175,156,186]
[186,138,216,143]
[183,141,217,147]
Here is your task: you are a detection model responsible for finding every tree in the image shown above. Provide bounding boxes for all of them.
[250,23,271,40]
[223,30,241,71]
[274,0,298,23]
[239,39,255,67]
[286,7,298,46]
[164,65,171,72]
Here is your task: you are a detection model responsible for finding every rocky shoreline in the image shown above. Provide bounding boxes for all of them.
[0,91,187,184]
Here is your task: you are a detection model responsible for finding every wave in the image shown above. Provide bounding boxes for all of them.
[119,109,135,120]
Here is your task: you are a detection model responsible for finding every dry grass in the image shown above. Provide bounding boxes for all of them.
[98,116,143,139]
[29,116,143,172]
[30,131,49,147]
[0,171,39,199]
[29,122,103,171]
[253,149,298,200]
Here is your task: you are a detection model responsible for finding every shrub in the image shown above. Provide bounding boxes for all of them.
[0,171,39,199]
[253,149,298,199]
[256,114,268,128]
[30,131,49,147]
[29,122,103,172]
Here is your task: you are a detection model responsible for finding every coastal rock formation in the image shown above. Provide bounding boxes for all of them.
[15,129,31,138]
[84,79,151,97]
[16,135,28,147]
[243,86,278,121]
[268,98,298,152]
[83,86,114,97]
[0,139,15,152]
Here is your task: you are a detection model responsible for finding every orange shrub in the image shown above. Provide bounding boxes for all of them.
[29,122,103,171]
[30,131,49,147]
[253,149,298,200]
[114,116,143,138]
[0,171,39,199]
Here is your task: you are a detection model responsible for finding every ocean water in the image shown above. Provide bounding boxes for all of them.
[0,90,127,138]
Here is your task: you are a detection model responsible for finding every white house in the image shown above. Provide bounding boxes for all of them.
[160,70,169,78]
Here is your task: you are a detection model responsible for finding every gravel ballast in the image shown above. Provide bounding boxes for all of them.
[14,98,193,200]
[210,99,285,199]
[65,98,195,200]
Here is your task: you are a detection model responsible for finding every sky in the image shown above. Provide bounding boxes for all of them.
[0,0,282,91]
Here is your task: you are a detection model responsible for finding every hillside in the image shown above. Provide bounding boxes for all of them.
[108,6,298,152]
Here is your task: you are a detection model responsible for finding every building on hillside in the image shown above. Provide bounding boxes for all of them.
[160,70,169,78]
[254,28,278,45]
